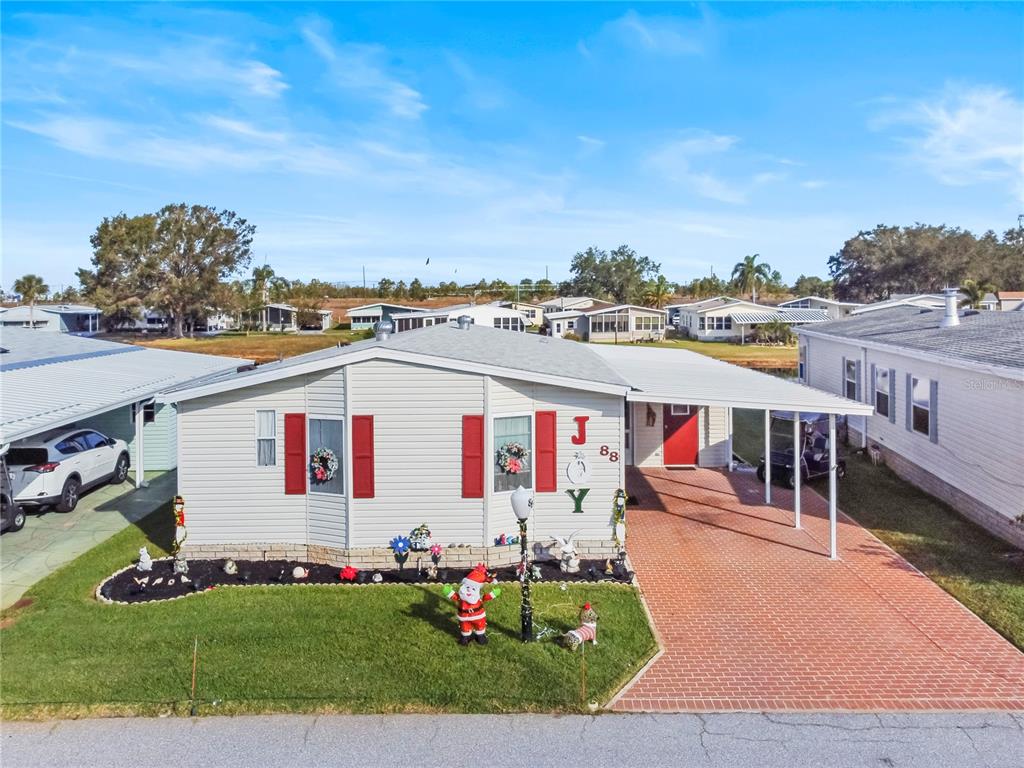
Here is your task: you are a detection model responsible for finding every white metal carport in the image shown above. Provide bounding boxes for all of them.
[590,344,875,560]
[0,329,248,489]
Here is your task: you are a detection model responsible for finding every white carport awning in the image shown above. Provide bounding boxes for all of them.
[589,344,874,415]
[730,309,831,324]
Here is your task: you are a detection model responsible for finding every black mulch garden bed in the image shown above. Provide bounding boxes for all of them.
[99,557,634,604]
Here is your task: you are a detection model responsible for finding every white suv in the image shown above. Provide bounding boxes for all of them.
[7,428,130,513]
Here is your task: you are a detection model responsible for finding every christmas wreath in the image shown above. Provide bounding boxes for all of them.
[310,447,339,483]
[496,441,530,474]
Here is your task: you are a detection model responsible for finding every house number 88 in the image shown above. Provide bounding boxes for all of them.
[600,445,619,462]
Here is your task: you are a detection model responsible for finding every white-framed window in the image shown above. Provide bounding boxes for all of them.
[698,317,706,331]
[591,312,629,333]
[911,377,931,436]
[567,320,575,330]
[874,367,890,417]
[635,315,665,331]
[308,417,344,495]
[798,345,807,381]
[256,409,276,466]
[130,402,156,424]
[493,414,532,493]
[493,317,525,331]
[845,360,858,400]
[670,404,692,416]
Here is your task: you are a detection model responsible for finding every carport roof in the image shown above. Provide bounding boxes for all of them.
[589,344,874,415]
[0,328,249,444]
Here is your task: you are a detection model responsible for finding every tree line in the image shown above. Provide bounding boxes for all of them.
[9,204,1021,338]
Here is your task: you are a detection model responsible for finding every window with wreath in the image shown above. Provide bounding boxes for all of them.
[494,415,532,492]
[308,418,344,494]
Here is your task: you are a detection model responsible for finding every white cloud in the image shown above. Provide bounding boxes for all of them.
[577,135,606,155]
[445,53,507,111]
[300,17,426,119]
[646,132,747,203]
[873,83,1024,198]
[800,180,827,190]
[201,115,287,144]
[599,9,713,57]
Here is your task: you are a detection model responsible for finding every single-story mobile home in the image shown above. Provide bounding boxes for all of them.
[160,321,870,567]
[391,304,527,333]
[798,290,1024,548]
[671,297,831,342]
[546,304,666,342]
[777,296,862,319]
[346,303,426,330]
[0,304,102,335]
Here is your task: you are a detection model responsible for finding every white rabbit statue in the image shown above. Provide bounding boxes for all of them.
[554,532,580,574]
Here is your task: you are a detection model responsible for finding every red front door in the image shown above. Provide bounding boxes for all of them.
[663,404,698,465]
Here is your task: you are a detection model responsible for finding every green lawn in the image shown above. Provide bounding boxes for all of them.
[732,408,1024,651]
[120,329,372,364]
[0,507,656,719]
[600,337,797,369]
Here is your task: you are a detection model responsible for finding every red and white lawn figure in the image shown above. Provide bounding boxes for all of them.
[561,603,598,650]
[444,564,502,646]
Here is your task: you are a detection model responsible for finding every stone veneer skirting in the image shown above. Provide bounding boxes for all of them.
[181,539,623,569]
[851,428,1024,550]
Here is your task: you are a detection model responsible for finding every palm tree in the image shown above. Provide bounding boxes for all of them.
[12,274,49,329]
[250,265,276,331]
[730,254,772,302]
[643,275,673,309]
[959,278,996,309]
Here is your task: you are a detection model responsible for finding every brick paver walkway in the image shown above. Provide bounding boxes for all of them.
[612,467,1024,712]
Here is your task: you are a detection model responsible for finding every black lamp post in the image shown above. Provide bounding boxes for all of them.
[510,486,534,642]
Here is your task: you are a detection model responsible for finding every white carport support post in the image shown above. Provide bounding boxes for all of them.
[793,411,801,529]
[727,407,734,472]
[828,413,837,560]
[134,400,147,489]
[763,409,771,504]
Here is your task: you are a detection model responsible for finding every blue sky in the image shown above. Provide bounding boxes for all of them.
[3,2,1022,291]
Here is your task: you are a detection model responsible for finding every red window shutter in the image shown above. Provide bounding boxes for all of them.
[536,410,557,492]
[284,413,307,495]
[462,415,485,498]
[352,415,375,499]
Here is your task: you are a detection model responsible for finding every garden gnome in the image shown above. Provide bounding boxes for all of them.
[171,495,188,556]
[444,564,501,646]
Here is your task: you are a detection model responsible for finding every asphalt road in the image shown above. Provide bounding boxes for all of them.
[4,712,1023,768]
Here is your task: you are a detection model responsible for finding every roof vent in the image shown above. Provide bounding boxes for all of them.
[456,315,473,330]
[940,286,960,329]
[374,320,394,341]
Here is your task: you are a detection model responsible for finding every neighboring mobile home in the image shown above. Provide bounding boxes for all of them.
[391,304,528,333]
[160,319,870,566]
[996,291,1024,311]
[777,296,862,319]
[0,304,102,335]
[546,304,665,342]
[671,297,830,342]
[494,300,547,327]
[346,303,426,330]
[797,289,1024,548]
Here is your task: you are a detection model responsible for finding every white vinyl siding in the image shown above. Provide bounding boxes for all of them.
[488,377,623,544]
[79,402,178,471]
[177,378,308,545]
[802,334,1023,522]
[347,359,485,547]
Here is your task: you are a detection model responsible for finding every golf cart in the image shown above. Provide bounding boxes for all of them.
[756,412,846,489]
[1,454,27,533]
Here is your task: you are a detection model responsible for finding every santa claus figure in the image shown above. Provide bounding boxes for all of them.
[444,564,502,645]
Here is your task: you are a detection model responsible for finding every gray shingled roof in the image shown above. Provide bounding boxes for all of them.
[164,323,632,394]
[799,306,1024,370]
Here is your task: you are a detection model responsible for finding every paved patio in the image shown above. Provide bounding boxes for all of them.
[0,471,174,609]
[612,466,1024,712]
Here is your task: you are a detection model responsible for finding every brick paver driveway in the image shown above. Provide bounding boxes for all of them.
[612,466,1024,712]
